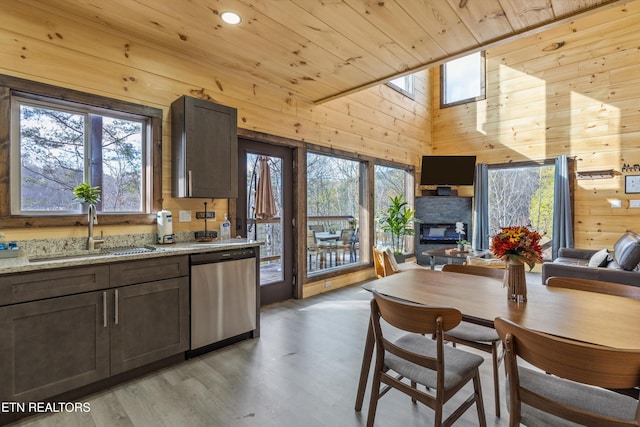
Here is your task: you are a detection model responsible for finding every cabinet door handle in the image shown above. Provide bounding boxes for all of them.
[103,291,108,328]
[187,170,192,197]
[114,289,119,325]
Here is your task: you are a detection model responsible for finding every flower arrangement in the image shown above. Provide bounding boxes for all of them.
[455,222,468,246]
[490,226,543,270]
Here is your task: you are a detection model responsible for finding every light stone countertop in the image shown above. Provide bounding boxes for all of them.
[0,238,262,275]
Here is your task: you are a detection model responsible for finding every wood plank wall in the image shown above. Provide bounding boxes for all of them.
[0,2,430,246]
[430,2,640,250]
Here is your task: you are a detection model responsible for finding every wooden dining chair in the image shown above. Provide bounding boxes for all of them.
[441,263,505,417]
[372,246,387,278]
[495,317,640,427]
[546,276,640,300]
[367,291,487,427]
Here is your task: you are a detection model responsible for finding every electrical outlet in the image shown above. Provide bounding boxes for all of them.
[179,210,192,222]
[324,281,331,288]
[610,200,622,208]
[630,200,640,208]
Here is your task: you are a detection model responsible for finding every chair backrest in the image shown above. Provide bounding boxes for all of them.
[371,291,462,375]
[381,248,399,274]
[372,290,462,335]
[372,246,386,278]
[339,228,354,242]
[309,224,324,232]
[442,263,505,281]
[546,276,640,300]
[495,317,640,426]
[307,230,318,248]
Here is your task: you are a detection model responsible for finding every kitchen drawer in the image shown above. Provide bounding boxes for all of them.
[0,265,110,306]
[109,255,188,287]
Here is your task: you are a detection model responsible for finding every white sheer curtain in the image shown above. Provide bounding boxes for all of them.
[552,155,574,258]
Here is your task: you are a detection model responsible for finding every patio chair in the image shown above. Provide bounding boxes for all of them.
[308,224,324,232]
[336,228,355,265]
[495,317,640,426]
[307,230,325,271]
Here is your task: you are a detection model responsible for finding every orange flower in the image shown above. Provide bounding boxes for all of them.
[490,226,543,270]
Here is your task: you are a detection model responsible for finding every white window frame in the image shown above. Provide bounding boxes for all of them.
[441,51,486,107]
[387,75,415,99]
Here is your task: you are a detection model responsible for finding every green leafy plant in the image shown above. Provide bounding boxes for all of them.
[378,195,419,254]
[73,182,101,205]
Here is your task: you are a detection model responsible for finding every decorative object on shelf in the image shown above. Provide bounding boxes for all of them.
[455,222,469,251]
[575,169,614,180]
[490,226,543,302]
[378,195,418,256]
[625,175,640,194]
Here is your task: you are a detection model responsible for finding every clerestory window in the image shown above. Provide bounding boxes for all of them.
[441,51,486,107]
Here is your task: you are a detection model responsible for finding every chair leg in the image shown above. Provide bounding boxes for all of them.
[366,369,382,427]
[491,343,501,417]
[473,370,487,427]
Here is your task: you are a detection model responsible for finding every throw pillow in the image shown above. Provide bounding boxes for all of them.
[588,248,611,267]
[613,232,640,271]
[383,247,400,273]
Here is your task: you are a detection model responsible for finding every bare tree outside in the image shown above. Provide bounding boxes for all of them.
[306,153,360,221]
[18,102,144,213]
[488,164,554,258]
[374,165,412,249]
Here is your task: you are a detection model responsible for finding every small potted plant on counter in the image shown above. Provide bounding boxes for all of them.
[73,182,101,211]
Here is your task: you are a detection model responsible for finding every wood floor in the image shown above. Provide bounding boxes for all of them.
[11,277,537,427]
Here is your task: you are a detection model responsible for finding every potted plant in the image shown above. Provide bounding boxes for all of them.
[378,195,418,262]
[455,222,468,251]
[73,182,100,211]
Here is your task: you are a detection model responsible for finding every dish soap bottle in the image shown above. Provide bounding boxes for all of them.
[220,213,231,241]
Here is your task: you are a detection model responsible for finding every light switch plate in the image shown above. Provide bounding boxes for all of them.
[630,200,640,208]
[179,210,192,222]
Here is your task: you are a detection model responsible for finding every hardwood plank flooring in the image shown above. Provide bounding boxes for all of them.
[10,277,538,427]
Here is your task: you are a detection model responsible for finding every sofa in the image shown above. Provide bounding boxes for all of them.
[541,231,640,287]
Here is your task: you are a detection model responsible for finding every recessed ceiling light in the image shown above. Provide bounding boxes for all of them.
[221,11,241,25]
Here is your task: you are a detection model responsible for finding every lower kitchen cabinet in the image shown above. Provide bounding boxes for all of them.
[0,258,190,404]
[111,277,189,375]
[0,291,111,403]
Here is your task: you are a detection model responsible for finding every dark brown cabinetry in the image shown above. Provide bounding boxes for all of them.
[171,95,238,198]
[0,256,189,404]
[110,276,189,374]
[0,290,110,403]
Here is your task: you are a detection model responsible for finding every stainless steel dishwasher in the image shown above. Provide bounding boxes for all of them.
[190,248,257,352]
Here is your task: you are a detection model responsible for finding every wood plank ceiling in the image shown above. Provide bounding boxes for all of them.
[26,0,625,103]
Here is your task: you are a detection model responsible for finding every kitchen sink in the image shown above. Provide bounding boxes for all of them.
[29,246,161,263]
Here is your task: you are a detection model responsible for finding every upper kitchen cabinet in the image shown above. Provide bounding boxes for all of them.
[171,96,238,198]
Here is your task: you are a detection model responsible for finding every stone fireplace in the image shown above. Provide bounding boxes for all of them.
[414,196,472,266]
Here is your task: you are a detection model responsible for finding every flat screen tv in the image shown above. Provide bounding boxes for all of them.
[420,155,476,186]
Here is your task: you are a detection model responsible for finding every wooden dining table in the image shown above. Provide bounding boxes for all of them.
[354,268,640,411]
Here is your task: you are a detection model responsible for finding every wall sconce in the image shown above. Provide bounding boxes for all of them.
[575,169,615,179]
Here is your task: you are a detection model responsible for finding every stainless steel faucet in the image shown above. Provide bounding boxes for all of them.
[87,204,104,250]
